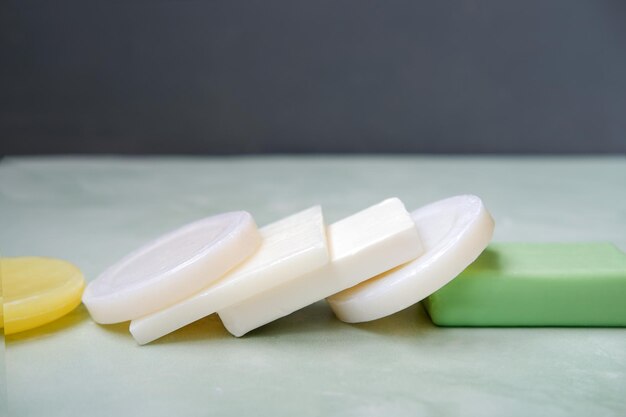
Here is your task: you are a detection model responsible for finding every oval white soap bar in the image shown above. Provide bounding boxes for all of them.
[327,195,495,323]
[83,211,261,324]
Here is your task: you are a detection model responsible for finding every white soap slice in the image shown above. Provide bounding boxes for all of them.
[328,194,495,323]
[83,211,261,324]
[130,206,328,344]
[218,198,423,337]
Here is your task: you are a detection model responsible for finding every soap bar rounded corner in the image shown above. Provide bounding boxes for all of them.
[421,298,447,327]
[83,210,261,324]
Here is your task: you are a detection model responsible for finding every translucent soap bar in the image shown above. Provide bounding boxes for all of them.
[423,243,626,327]
[2,257,85,334]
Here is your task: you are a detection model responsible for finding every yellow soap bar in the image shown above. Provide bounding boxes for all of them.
[1,257,85,335]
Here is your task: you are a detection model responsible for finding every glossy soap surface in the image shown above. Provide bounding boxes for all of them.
[218,198,422,336]
[2,156,625,417]
[130,205,328,344]
[2,257,85,334]
[328,195,495,323]
[424,243,626,326]
[82,211,260,324]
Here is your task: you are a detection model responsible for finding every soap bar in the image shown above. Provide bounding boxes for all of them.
[130,206,328,344]
[2,257,85,335]
[328,195,494,323]
[423,243,626,327]
[83,211,260,324]
[218,198,423,337]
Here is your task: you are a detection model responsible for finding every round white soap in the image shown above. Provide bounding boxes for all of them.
[327,195,495,323]
[83,211,261,324]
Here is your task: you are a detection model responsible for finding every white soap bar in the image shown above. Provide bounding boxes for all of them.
[130,206,328,344]
[328,195,495,323]
[218,198,422,337]
[83,211,260,324]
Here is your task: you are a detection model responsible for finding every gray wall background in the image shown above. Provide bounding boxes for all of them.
[1,0,625,155]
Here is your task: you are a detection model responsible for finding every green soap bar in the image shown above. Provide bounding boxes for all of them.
[423,243,626,327]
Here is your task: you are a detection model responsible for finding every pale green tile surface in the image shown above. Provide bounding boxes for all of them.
[1,156,625,417]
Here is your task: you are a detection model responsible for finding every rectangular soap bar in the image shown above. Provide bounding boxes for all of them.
[218,198,422,336]
[130,206,329,344]
[423,243,626,327]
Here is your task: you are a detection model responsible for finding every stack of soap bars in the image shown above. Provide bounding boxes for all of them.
[81,195,496,343]
[3,195,625,342]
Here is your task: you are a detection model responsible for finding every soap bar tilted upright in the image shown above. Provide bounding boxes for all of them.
[218,198,424,337]
[328,195,495,323]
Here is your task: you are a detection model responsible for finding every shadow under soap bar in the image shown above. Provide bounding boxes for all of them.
[423,243,626,327]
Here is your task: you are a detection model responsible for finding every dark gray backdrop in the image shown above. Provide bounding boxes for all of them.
[2,1,625,155]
